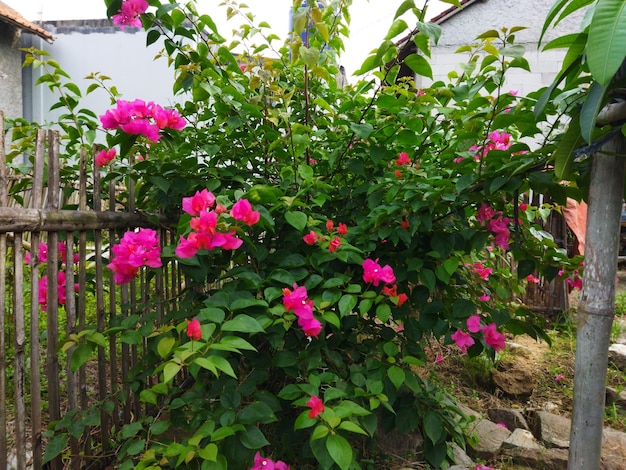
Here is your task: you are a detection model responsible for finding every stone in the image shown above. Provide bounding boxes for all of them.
[488,408,530,431]
[450,442,474,467]
[491,365,536,397]
[601,427,626,470]
[499,445,569,470]
[502,428,543,450]
[467,418,511,460]
[615,390,626,410]
[608,344,626,371]
[526,410,571,449]
[606,387,618,406]
[506,341,533,358]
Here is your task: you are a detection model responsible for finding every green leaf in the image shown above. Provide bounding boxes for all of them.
[338,421,369,435]
[554,110,584,179]
[299,46,320,67]
[70,343,94,373]
[338,294,357,317]
[222,314,265,333]
[350,122,373,139]
[423,410,445,444]
[539,0,571,45]
[157,336,176,359]
[404,54,433,79]
[42,434,68,464]
[311,423,329,440]
[580,80,607,143]
[285,210,308,231]
[163,361,182,383]
[587,0,626,86]
[230,298,269,311]
[240,426,271,449]
[387,365,406,389]
[238,401,277,424]
[385,19,409,40]
[376,304,391,323]
[326,434,352,470]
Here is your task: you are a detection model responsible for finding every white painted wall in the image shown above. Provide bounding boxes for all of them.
[421,0,588,96]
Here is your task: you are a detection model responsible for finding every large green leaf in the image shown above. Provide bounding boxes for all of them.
[554,109,584,179]
[580,80,607,143]
[539,0,573,45]
[587,0,626,86]
[326,434,352,470]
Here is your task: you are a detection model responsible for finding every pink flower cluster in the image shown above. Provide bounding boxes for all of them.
[108,228,162,284]
[306,395,325,418]
[282,284,323,338]
[175,190,260,258]
[303,219,348,253]
[467,262,493,281]
[100,99,186,143]
[250,452,290,470]
[559,267,583,290]
[362,258,396,286]
[476,203,511,250]
[112,0,148,29]
[95,148,117,167]
[470,131,512,160]
[26,242,80,312]
[38,272,79,312]
[451,315,506,353]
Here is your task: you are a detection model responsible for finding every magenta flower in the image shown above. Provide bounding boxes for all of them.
[230,199,260,225]
[466,315,482,333]
[182,189,215,216]
[282,284,322,338]
[362,258,396,286]
[451,329,475,354]
[95,148,117,167]
[107,229,162,284]
[487,216,511,250]
[186,318,202,341]
[306,395,325,418]
[396,152,411,165]
[37,271,78,311]
[112,0,148,29]
[476,203,496,224]
[250,452,290,470]
[303,230,317,245]
[329,237,341,253]
[482,323,506,351]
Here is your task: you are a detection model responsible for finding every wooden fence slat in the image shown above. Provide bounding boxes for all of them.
[29,128,46,470]
[13,233,26,470]
[0,110,8,470]
[107,179,119,431]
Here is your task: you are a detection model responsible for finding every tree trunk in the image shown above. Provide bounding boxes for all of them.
[568,141,626,469]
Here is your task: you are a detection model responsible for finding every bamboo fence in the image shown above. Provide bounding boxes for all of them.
[0,111,182,469]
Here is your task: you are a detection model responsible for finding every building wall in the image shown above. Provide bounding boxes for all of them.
[420,0,588,96]
[23,20,177,129]
[0,22,24,119]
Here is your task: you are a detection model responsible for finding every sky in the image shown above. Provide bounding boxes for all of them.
[5,0,451,77]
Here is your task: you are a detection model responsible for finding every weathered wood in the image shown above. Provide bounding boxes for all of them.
[13,234,26,470]
[0,110,8,470]
[0,207,169,232]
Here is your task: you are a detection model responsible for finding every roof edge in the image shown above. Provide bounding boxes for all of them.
[430,0,486,25]
[0,1,55,43]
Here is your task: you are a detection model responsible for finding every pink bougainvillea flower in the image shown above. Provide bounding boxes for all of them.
[396,293,408,306]
[435,354,444,363]
[329,237,341,253]
[519,202,528,211]
[487,216,511,250]
[476,202,496,224]
[482,323,506,351]
[400,219,409,229]
[37,271,78,311]
[396,151,411,166]
[190,210,218,235]
[182,189,215,215]
[297,312,323,338]
[362,258,396,286]
[469,262,493,281]
[477,294,491,302]
[451,329,475,354]
[467,314,482,333]
[306,395,325,418]
[112,0,148,29]
[303,230,317,245]
[394,169,402,178]
[325,220,334,231]
[250,452,290,470]
[526,274,540,284]
[230,199,260,225]
[186,318,202,341]
[282,284,314,317]
[337,223,348,235]
[107,228,162,284]
[95,148,117,167]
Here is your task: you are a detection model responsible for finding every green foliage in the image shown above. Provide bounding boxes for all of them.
[21,1,581,468]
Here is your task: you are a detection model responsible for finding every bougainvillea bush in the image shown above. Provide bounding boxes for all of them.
[24,0,586,468]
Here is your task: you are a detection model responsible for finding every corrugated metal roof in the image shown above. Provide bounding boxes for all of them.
[0,0,55,43]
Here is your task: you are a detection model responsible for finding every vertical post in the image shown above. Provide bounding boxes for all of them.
[13,233,26,470]
[30,129,46,470]
[568,142,626,469]
[0,111,8,470]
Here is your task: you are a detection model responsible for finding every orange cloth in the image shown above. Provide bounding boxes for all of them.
[562,198,588,256]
